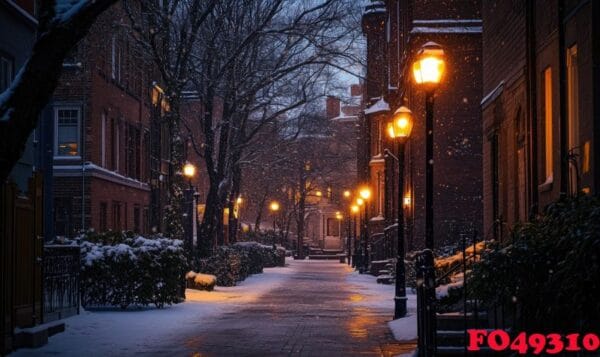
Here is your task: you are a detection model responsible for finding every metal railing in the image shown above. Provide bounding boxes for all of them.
[42,245,80,323]
[415,230,520,356]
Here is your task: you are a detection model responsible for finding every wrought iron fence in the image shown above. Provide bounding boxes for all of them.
[42,245,80,323]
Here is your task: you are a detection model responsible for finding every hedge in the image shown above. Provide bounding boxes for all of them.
[76,231,188,309]
[196,242,285,287]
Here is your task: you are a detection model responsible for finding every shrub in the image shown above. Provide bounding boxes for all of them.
[186,271,217,291]
[196,242,285,287]
[77,231,187,309]
[469,195,600,331]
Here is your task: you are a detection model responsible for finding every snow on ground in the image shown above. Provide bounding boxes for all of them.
[11,262,295,356]
[346,269,418,343]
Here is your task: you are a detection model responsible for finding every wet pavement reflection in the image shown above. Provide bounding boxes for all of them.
[158,261,416,356]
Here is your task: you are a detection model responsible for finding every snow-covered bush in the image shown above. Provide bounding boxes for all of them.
[186,271,217,291]
[469,195,600,331]
[78,231,187,309]
[196,242,285,287]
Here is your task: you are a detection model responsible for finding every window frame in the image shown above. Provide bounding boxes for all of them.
[54,105,82,159]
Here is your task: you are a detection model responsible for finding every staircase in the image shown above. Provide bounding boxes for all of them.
[436,308,512,356]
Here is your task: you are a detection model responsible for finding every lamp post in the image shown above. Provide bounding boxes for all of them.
[350,204,359,266]
[412,41,445,251]
[269,200,280,231]
[412,41,445,354]
[335,211,343,261]
[182,163,197,253]
[387,106,414,319]
[355,197,364,269]
[358,187,371,273]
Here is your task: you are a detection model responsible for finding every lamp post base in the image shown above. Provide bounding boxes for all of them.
[394,296,408,319]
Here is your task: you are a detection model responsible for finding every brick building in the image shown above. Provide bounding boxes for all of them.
[50,2,168,237]
[481,0,600,240]
[360,0,483,254]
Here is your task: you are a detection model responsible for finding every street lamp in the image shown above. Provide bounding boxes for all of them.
[269,200,280,231]
[412,41,445,348]
[350,204,359,266]
[357,187,371,273]
[387,106,414,319]
[182,162,197,253]
[343,190,351,198]
[183,162,196,188]
[412,41,445,251]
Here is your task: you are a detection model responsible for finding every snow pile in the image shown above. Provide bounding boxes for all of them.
[75,231,187,309]
[186,271,217,291]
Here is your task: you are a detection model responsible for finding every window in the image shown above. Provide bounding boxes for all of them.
[143,206,149,234]
[567,45,579,194]
[0,54,14,92]
[101,113,106,167]
[327,218,340,236]
[490,132,499,239]
[542,67,553,182]
[126,124,141,179]
[112,201,121,231]
[55,107,81,157]
[112,118,120,171]
[111,34,122,82]
[134,205,140,233]
[99,202,108,231]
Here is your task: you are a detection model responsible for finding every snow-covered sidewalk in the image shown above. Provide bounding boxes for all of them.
[12,263,295,356]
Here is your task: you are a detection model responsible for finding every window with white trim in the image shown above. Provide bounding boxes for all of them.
[55,107,81,157]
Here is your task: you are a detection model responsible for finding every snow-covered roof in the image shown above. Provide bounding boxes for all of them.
[480,80,505,108]
[364,98,390,115]
[413,19,482,25]
[363,0,386,15]
[411,26,482,34]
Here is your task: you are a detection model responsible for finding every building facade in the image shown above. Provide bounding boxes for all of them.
[481,0,600,241]
[360,0,484,256]
[50,3,167,237]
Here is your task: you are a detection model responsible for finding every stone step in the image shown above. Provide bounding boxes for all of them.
[436,312,488,330]
[13,321,65,349]
[436,345,504,356]
[376,275,394,284]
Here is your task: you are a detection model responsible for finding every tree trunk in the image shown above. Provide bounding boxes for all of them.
[0,0,118,181]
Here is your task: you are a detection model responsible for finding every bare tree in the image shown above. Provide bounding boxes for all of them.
[123,0,217,239]
[183,0,362,256]
[0,0,118,181]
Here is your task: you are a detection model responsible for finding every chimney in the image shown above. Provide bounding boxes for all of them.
[326,96,340,119]
[350,84,363,97]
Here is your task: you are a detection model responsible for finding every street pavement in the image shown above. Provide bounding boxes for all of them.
[156,260,416,357]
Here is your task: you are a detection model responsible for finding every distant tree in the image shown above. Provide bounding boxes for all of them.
[0,0,118,181]
[185,0,362,256]
[123,0,217,239]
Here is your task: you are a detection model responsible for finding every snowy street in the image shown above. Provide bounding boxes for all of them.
[13,259,416,356]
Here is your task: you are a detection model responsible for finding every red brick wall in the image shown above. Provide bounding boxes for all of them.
[52,2,156,235]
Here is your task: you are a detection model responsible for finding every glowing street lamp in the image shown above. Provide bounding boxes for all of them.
[412,41,446,339]
[343,190,351,198]
[412,41,446,89]
[387,106,414,140]
[183,162,196,187]
[269,201,280,231]
[387,106,414,319]
[359,187,371,200]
